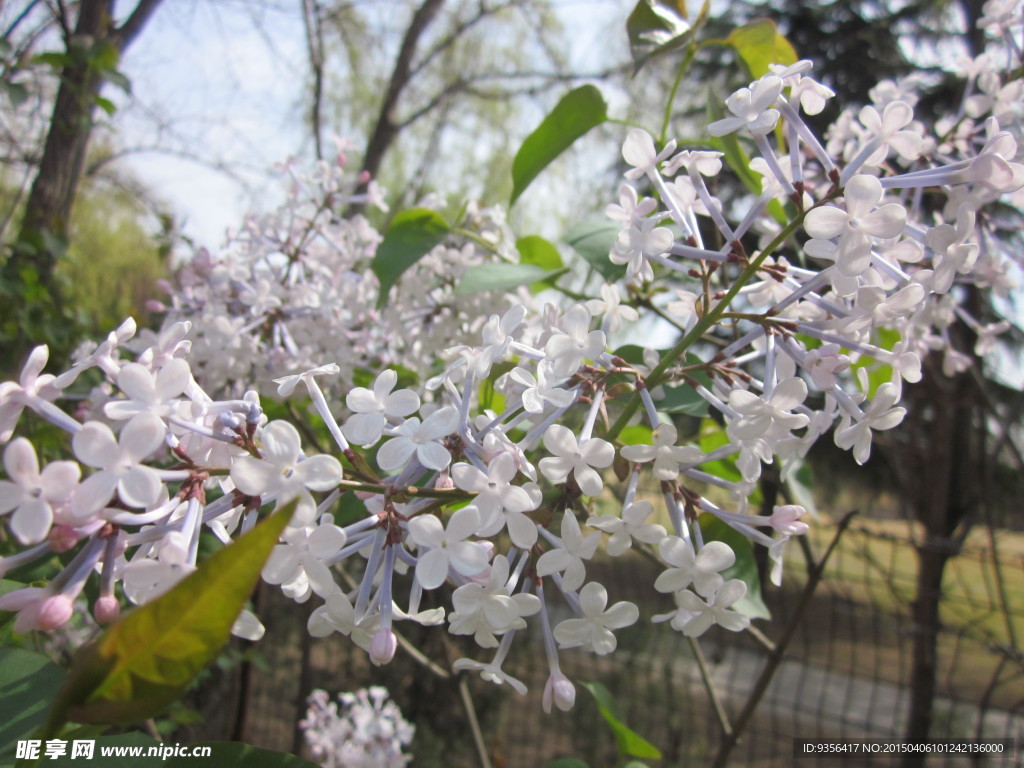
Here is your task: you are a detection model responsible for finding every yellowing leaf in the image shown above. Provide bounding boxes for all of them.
[726,19,798,79]
[50,500,296,727]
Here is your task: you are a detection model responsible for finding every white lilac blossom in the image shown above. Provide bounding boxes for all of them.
[300,687,414,768]
[0,12,1021,716]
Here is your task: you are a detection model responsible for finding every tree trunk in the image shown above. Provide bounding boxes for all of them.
[900,334,978,767]
[15,0,113,254]
[1,0,163,366]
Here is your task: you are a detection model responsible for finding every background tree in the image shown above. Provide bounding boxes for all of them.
[0,0,164,367]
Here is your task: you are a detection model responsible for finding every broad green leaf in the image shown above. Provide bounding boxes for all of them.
[584,682,662,759]
[2,80,28,108]
[619,424,653,447]
[50,500,297,727]
[0,648,64,759]
[94,96,116,117]
[517,235,565,293]
[565,219,624,280]
[659,381,709,416]
[372,208,449,308]
[547,760,590,768]
[726,19,797,79]
[511,86,607,206]
[517,235,563,271]
[626,0,706,72]
[699,514,771,620]
[455,264,565,295]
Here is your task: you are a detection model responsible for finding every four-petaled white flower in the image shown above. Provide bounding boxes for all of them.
[407,505,489,589]
[0,438,79,544]
[587,500,667,557]
[553,581,639,655]
[655,538,735,598]
[610,216,673,284]
[621,128,676,181]
[834,382,906,464]
[506,361,576,415]
[663,579,751,637]
[620,423,703,480]
[104,358,191,421]
[452,453,538,547]
[343,369,420,447]
[708,76,783,136]
[263,514,348,599]
[727,378,810,441]
[538,425,614,496]
[449,555,540,648]
[544,305,607,378]
[377,406,458,472]
[72,413,167,519]
[804,174,907,277]
[536,510,600,592]
[230,420,343,527]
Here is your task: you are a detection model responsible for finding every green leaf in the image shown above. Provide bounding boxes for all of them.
[517,235,566,293]
[33,52,71,70]
[583,682,662,759]
[619,424,653,447]
[517,235,563,271]
[94,96,117,117]
[547,760,590,768]
[102,70,132,94]
[699,515,771,620]
[626,0,706,72]
[511,85,607,206]
[49,500,297,728]
[725,19,798,79]
[372,208,450,308]
[2,80,28,108]
[454,264,565,295]
[0,648,65,759]
[565,219,624,280]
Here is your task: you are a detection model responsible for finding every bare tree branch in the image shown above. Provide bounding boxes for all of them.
[358,0,445,185]
[111,0,165,51]
[302,0,326,160]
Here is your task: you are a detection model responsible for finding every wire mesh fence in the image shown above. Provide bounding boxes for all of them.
[181,514,1024,767]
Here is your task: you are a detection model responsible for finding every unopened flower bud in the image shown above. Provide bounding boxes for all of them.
[543,672,576,713]
[434,471,454,490]
[369,628,397,666]
[770,505,809,536]
[48,525,79,553]
[94,595,121,624]
[37,594,74,631]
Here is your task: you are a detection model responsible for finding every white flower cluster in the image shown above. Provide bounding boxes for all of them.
[0,2,1020,714]
[151,147,523,398]
[300,687,413,768]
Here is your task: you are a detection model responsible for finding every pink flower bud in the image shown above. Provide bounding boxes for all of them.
[48,525,79,553]
[434,471,454,490]
[37,594,74,631]
[358,170,372,184]
[369,628,397,666]
[94,595,121,624]
[770,505,809,536]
